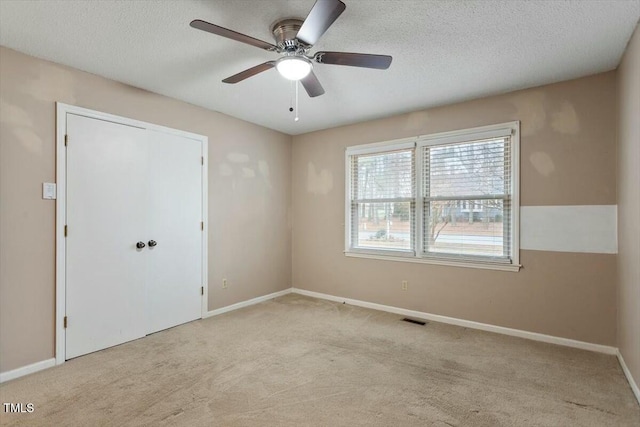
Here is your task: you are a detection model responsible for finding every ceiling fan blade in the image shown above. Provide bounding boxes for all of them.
[190,19,277,51]
[296,0,346,46]
[222,61,276,84]
[314,51,392,69]
[300,71,325,97]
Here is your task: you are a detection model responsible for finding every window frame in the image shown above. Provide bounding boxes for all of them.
[344,137,417,258]
[345,121,521,272]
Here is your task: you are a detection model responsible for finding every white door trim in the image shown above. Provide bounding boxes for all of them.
[55,102,209,365]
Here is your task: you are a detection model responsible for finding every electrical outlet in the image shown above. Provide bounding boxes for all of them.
[222,278,228,289]
[401,280,408,291]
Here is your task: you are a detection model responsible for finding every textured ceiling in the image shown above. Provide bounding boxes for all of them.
[1,0,639,135]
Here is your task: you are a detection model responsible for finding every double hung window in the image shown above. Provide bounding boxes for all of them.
[345,122,520,271]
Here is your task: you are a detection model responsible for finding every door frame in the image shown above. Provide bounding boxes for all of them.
[55,102,209,365]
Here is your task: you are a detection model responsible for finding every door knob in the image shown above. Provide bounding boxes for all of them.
[136,241,146,249]
[148,240,157,247]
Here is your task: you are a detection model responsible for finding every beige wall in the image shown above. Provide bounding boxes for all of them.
[0,42,626,375]
[617,24,640,390]
[292,72,618,346]
[0,47,292,373]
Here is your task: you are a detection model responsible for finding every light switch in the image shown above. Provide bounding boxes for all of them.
[43,182,57,200]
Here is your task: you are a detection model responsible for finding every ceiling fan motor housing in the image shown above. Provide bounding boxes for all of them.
[271,19,307,52]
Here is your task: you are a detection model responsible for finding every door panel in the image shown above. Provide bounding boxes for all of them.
[66,114,148,359]
[146,130,203,334]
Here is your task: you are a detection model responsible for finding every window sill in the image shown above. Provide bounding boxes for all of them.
[344,251,521,272]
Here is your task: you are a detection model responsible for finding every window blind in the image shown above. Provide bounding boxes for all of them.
[422,136,512,261]
[349,149,415,252]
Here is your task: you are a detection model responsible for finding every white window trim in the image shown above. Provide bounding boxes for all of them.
[344,121,521,272]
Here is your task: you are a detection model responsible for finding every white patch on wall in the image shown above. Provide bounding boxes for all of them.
[242,167,255,178]
[227,152,249,163]
[0,100,33,127]
[219,163,233,176]
[307,162,333,195]
[510,91,546,136]
[30,63,76,103]
[529,151,555,176]
[551,101,580,135]
[14,128,43,155]
[258,160,272,189]
[403,111,430,132]
[521,205,617,254]
[258,160,270,178]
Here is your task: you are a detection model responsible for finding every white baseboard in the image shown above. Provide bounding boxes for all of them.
[291,288,618,355]
[204,288,292,318]
[617,350,640,405]
[0,358,56,383]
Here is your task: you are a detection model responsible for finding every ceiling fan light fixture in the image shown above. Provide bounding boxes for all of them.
[276,56,312,81]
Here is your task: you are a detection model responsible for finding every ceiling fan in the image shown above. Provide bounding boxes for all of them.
[190,0,392,98]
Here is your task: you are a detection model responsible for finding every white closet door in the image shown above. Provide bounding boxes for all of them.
[66,114,148,359]
[146,130,203,334]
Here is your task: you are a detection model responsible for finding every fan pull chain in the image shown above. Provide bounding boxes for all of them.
[295,80,300,122]
[289,80,294,113]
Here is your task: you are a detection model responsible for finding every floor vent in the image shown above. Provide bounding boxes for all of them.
[402,318,427,326]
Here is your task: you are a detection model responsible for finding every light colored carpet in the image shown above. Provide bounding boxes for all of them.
[1,293,638,426]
